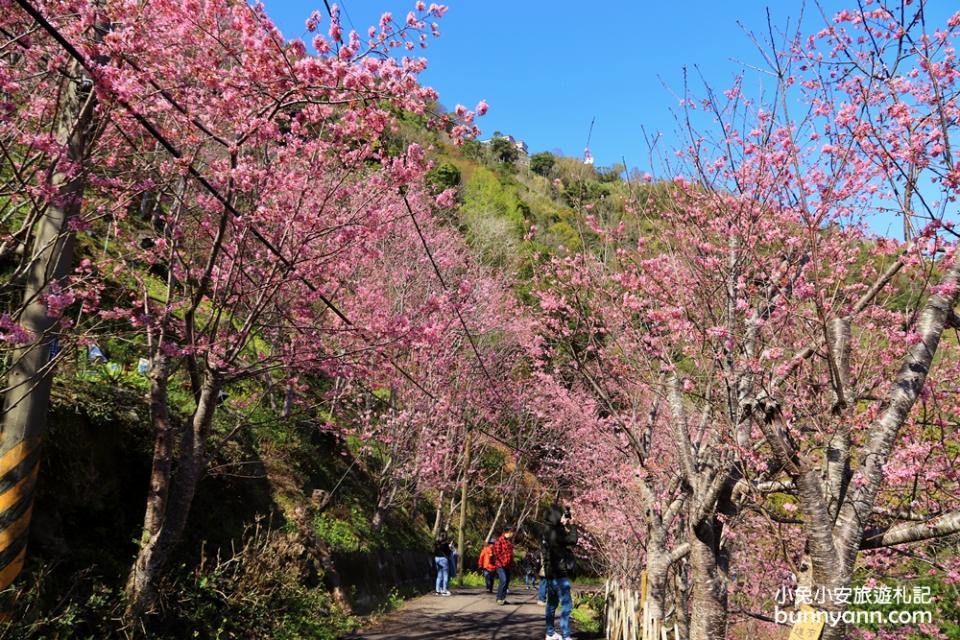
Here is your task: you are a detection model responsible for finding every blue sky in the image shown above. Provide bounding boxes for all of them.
[262,1,957,237]
[262,1,839,166]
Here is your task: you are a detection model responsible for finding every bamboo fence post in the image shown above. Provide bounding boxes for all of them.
[622,585,630,640]
[641,591,648,640]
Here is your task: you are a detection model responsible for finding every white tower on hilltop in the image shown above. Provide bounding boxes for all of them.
[583,117,595,165]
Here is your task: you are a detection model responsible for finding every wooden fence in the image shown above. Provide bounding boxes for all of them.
[604,573,681,640]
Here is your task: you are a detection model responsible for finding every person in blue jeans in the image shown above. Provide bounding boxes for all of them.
[478,538,497,592]
[540,505,578,640]
[544,577,574,640]
[448,544,458,581]
[523,549,540,590]
[492,528,515,604]
[433,535,451,596]
[537,576,548,604]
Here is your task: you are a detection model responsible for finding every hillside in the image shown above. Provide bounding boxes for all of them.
[3,110,624,637]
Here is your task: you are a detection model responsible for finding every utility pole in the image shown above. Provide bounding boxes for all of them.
[1,53,97,591]
[456,427,472,582]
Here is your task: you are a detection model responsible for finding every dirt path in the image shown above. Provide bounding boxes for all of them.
[344,586,567,640]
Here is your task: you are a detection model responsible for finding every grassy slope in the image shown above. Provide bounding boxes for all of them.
[4,119,687,637]
[6,354,435,638]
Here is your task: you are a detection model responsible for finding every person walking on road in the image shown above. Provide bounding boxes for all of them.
[448,543,459,581]
[536,529,548,603]
[433,534,452,596]
[492,527,515,605]
[523,548,540,590]
[478,537,497,593]
[537,554,548,604]
[541,506,578,640]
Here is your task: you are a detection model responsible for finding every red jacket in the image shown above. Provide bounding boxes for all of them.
[492,534,514,569]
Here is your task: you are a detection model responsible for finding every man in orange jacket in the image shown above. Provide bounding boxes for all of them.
[477,537,497,593]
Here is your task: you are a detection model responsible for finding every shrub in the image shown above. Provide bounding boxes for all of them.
[426,162,462,194]
[530,152,556,177]
[162,521,357,639]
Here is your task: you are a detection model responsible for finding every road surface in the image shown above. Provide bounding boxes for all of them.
[345,586,577,640]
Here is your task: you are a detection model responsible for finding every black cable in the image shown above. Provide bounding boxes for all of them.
[402,192,508,406]
[334,0,359,35]
[14,0,524,453]
[11,0,357,318]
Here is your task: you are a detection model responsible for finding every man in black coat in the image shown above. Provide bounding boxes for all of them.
[541,505,578,640]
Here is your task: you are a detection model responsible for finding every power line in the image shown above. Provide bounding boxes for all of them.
[334,0,359,35]
[321,0,357,47]
[400,193,537,458]
[11,1,351,319]
[10,3,381,371]
[13,0,523,453]
[401,192,507,405]
[315,0,522,450]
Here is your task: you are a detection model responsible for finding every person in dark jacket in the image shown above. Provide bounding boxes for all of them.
[541,505,578,640]
[433,534,452,596]
[523,548,541,590]
[492,527,515,604]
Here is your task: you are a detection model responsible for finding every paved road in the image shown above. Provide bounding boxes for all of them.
[344,586,568,640]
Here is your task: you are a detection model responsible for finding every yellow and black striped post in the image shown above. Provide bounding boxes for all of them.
[0,438,40,590]
[2,0,106,595]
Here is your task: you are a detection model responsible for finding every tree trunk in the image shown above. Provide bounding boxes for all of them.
[687,519,728,640]
[125,372,221,619]
[485,493,507,543]
[432,490,444,537]
[446,490,457,536]
[0,59,96,590]
[370,481,398,533]
[138,356,173,545]
[456,429,471,580]
[814,255,960,640]
[371,505,385,532]
[644,555,670,626]
[673,564,691,640]
[371,428,398,534]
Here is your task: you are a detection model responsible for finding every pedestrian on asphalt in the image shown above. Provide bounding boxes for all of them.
[448,543,459,581]
[541,505,578,640]
[478,537,497,593]
[492,527,515,605]
[524,548,540,590]
[537,549,548,604]
[433,534,452,596]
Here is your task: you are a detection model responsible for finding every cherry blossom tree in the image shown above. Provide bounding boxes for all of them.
[531,5,960,639]
[0,0,501,618]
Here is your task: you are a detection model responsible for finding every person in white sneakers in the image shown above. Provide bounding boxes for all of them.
[541,505,578,640]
